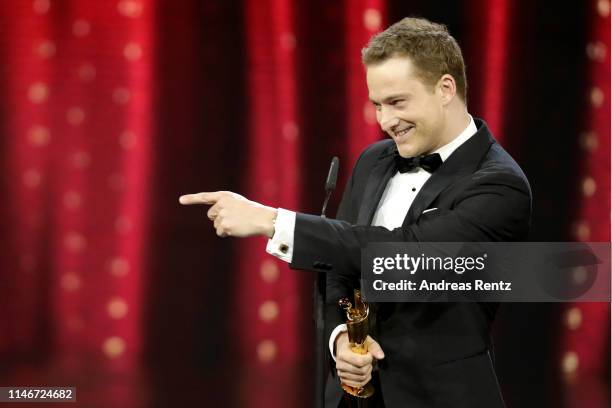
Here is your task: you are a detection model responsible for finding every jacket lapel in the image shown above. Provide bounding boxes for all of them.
[357,145,397,226]
[403,119,495,226]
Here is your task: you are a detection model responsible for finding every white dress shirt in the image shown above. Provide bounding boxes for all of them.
[265,115,477,359]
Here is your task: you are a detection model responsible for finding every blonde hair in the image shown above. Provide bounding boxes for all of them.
[362,17,467,102]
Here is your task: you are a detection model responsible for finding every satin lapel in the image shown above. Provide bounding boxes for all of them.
[356,149,397,226]
[403,121,495,226]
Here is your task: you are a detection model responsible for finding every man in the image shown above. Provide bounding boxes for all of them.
[180,17,531,408]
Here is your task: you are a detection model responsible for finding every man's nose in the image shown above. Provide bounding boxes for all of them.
[379,107,399,132]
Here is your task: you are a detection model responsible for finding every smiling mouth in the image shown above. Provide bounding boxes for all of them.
[394,126,414,138]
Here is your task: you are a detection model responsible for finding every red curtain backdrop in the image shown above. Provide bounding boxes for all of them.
[560,0,611,406]
[345,0,387,165]
[472,0,510,141]
[237,0,304,406]
[2,2,153,406]
[0,1,609,408]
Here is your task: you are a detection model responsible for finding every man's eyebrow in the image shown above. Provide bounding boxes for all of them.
[369,94,411,104]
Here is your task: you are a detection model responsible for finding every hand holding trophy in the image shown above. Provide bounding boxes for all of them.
[338,290,375,402]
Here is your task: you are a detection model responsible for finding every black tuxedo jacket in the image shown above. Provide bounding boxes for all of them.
[290,119,532,408]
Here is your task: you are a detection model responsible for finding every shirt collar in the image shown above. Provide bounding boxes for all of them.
[433,114,477,162]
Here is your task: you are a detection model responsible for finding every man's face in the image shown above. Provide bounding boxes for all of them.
[366,55,447,158]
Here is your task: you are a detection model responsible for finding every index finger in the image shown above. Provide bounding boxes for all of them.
[179,192,221,205]
[339,349,373,368]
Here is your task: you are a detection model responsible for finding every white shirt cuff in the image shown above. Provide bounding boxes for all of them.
[328,324,348,361]
[265,208,296,263]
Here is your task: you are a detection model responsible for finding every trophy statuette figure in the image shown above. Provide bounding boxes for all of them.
[338,289,375,400]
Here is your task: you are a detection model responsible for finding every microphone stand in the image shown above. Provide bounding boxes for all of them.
[315,157,339,408]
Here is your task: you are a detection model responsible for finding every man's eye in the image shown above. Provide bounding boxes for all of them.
[373,104,382,111]
[391,100,405,106]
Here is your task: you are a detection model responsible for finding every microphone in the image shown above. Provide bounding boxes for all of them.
[321,156,339,218]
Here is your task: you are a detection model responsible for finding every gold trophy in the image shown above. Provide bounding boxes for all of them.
[338,289,375,400]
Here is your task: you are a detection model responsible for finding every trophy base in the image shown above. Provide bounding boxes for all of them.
[341,383,375,398]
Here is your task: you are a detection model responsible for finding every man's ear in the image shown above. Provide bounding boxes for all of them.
[437,74,457,105]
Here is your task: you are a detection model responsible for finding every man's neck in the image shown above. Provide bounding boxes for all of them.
[439,108,471,147]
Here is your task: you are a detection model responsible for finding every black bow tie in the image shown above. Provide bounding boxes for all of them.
[394,152,443,173]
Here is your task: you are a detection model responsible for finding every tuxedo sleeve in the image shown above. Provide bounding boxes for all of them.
[289,170,531,280]
[322,148,365,363]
